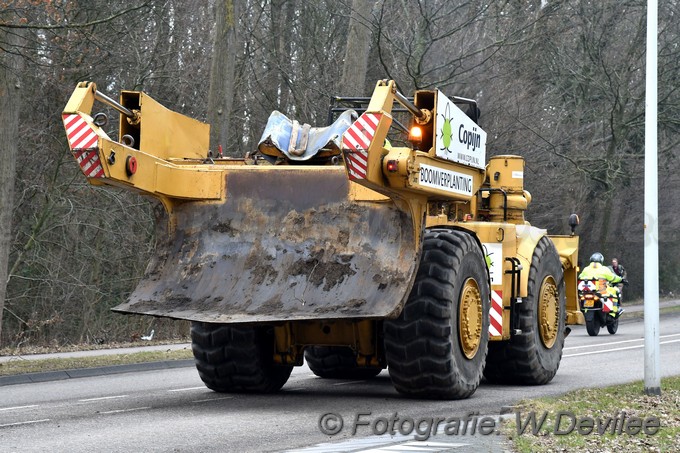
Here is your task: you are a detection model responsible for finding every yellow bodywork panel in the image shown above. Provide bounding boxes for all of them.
[349,181,391,202]
[155,164,223,200]
[120,90,209,160]
[95,139,224,202]
[549,235,584,325]
[460,222,525,340]
[63,82,223,211]
[428,221,583,340]
[63,82,97,115]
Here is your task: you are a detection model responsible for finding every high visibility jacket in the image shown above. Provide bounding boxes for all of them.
[579,263,623,314]
[579,262,623,284]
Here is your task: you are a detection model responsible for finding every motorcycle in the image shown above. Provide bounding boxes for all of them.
[577,279,624,336]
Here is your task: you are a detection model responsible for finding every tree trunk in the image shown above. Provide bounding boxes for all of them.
[0,28,23,345]
[207,0,242,156]
[339,0,376,95]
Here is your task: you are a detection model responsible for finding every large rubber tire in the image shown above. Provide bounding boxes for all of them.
[585,312,600,336]
[384,229,490,400]
[304,346,383,379]
[606,317,619,335]
[191,322,293,393]
[484,237,566,385]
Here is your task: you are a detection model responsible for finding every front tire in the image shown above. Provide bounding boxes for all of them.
[384,229,490,400]
[606,317,619,335]
[191,322,293,393]
[304,346,383,379]
[484,237,566,385]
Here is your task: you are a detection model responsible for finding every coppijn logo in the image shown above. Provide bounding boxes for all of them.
[439,103,454,154]
[435,90,486,170]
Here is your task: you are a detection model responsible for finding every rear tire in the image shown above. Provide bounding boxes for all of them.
[191,322,293,393]
[585,312,600,336]
[384,229,490,400]
[606,317,619,335]
[484,237,566,385]
[304,346,383,379]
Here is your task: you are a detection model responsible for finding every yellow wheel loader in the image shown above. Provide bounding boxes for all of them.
[62,79,583,399]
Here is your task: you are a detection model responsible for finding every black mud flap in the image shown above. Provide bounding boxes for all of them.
[113,167,419,323]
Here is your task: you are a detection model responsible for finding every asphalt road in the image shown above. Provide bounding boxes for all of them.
[1,312,679,453]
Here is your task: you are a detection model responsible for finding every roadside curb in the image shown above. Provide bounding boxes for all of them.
[0,359,195,387]
[619,300,680,321]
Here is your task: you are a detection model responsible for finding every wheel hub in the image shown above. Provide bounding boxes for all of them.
[538,276,559,348]
[459,278,483,359]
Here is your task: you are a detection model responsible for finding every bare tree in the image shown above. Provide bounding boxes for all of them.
[0,26,24,345]
[339,0,378,95]
[207,0,243,155]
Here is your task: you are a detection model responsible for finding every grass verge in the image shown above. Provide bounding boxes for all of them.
[505,376,680,452]
[0,348,193,376]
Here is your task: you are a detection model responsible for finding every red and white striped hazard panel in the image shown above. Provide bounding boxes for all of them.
[73,149,105,179]
[489,290,503,337]
[342,112,381,180]
[62,113,105,179]
[63,113,99,150]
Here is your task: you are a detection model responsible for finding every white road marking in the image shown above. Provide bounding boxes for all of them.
[331,380,361,386]
[0,419,50,428]
[100,407,150,415]
[0,405,38,412]
[564,332,680,350]
[564,338,680,358]
[168,386,206,392]
[79,395,128,402]
[191,396,234,403]
[371,443,454,451]
[285,432,470,452]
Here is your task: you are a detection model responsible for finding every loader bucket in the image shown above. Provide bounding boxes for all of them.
[113,166,419,323]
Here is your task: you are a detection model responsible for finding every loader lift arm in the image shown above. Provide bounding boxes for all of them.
[340,79,486,245]
[62,81,225,214]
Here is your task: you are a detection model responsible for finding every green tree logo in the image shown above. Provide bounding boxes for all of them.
[439,103,453,154]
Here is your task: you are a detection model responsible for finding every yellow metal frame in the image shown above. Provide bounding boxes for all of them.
[63,82,225,214]
[119,90,209,160]
[273,320,381,367]
[550,235,584,325]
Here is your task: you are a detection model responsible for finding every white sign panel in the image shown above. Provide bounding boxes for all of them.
[418,163,473,196]
[435,90,486,170]
[482,243,503,285]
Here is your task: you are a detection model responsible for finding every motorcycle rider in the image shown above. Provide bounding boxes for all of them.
[579,252,625,315]
[610,258,627,279]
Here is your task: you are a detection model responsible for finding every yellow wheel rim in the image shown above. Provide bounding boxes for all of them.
[459,278,483,359]
[538,276,559,348]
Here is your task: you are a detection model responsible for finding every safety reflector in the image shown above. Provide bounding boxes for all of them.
[62,113,105,178]
[63,113,99,150]
[72,149,105,179]
[342,112,381,180]
[489,290,503,337]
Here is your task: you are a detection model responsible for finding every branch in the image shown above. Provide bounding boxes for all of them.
[0,2,153,30]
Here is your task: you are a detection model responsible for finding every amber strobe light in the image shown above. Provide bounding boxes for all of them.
[409,126,422,143]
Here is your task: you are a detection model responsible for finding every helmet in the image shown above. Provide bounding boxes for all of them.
[589,252,604,264]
